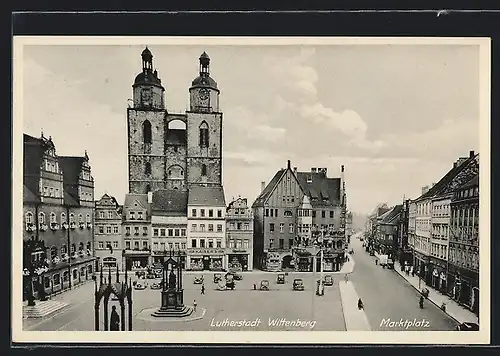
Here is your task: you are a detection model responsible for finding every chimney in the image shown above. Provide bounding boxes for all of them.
[287,160,291,169]
[311,167,317,173]
[293,167,297,175]
[340,165,345,200]
[147,191,153,204]
[261,181,266,193]
[469,150,475,158]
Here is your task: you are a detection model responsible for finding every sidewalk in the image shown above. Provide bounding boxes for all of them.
[392,260,479,324]
[339,281,371,331]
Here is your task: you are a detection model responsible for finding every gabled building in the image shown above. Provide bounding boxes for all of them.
[94,193,123,269]
[226,197,254,271]
[252,160,347,272]
[23,133,95,301]
[122,193,151,269]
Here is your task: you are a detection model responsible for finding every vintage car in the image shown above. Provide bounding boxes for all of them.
[323,274,334,286]
[456,322,479,331]
[276,274,285,284]
[216,279,227,291]
[135,271,146,279]
[146,272,156,279]
[225,273,235,290]
[213,273,223,283]
[134,281,147,290]
[293,279,305,291]
[193,276,204,284]
[260,280,270,291]
[150,282,162,290]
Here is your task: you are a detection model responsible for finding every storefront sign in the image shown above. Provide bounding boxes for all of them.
[231,249,248,254]
[187,248,225,256]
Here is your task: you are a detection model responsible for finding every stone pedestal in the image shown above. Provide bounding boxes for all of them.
[151,289,194,318]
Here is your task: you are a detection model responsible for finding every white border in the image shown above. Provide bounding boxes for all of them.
[12,36,491,345]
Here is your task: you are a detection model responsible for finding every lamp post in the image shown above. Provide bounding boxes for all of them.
[23,236,50,306]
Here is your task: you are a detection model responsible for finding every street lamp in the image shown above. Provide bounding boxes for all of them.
[23,236,50,306]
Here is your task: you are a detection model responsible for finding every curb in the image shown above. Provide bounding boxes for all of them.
[391,268,460,324]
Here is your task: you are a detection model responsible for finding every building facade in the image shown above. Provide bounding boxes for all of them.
[448,174,479,316]
[23,133,95,301]
[124,47,227,267]
[94,194,123,270]
[397,199,412,265]
[430,194,451,292]
[374,205,402,260]
[253,161,347,272]
[226,197,254,271]
[187,186,227,270]
[407,201,417,266]
[122,193,151,269]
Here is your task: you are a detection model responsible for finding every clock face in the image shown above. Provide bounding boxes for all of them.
[198,88,210,101]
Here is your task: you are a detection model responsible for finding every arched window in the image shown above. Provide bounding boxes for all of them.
[79,242,84,251]
[50,212,57,223]
[199,121,209,147]
[145,162,152,176]
[284,210,293,217]
[201,164,207,176]
[78,214,83,223]
[25,212,33,224]
[50,246,58,258]
[143,120,152,144]
[61,245,67,254]
[38,212,45,224]
[71,243,76,253]
[60,212,66,223]
[69,213,75,223]
[86,214,91,223]
[86,242,91,250]
[167,165,184,179]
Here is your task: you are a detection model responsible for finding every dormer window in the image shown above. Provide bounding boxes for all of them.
[307,175,312,183]
[138,212,143,220]
[130,211,135,220]
[284,210,293,217]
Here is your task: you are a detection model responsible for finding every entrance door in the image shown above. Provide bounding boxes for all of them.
[203,256,210,270]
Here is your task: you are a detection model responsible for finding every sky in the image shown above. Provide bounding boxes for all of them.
[22,42,481,214]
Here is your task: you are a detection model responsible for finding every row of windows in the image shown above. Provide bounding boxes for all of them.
[127,211,145,220]
[98,241,119,249]
[268,238,294,249]
[153,242,187,251]
[269,223,294,233]
[228,222,250,230]
[449,247,479,271]
[228,208,250,215]
[44,159,60,173]
[432,203,450,217]
[25,212,90,225]
[48,242,92,259]
[42,186,62,198]
[153,228,187,237]
[455,187,479,200]
[430,243,448,260]
[417,202,431,216]
[97,225,120,234]
[450,206,479,229]
[191,238,222,248]
[191,224,223,233]
[125,226,148,235]
[141,120,211,149]
[449,226,479,245]
[266,208,334,219]
[44,266,92,289]
[228,239,250,249]
[125,241,149,250]
[98,211,116,219]
[191,208,223,218]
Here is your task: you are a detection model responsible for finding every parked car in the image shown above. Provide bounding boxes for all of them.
[135,271,146,279]
[150,282,162,290]
[213,273,223,283]
[146,272,156,279]
[225,273,235,290]
[276,274,285,284]
[323,274,334,286]
[193,276,204,284]
[456,322,479,331]
[134,281,147,290]
[293,279,305,291]
[260,280,270,291]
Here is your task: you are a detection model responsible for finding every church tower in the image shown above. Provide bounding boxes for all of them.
[186,52,223,187]
[127,47,167,194]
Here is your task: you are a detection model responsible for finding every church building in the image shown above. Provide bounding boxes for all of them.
[125,47,227,270]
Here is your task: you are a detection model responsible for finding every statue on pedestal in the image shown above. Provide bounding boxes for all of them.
[168,270,177,289]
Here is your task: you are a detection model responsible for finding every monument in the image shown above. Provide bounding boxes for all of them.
[94,265,133,331]
[151,249,194,317]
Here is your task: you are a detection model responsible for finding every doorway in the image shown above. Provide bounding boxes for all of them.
[203,256,210,270]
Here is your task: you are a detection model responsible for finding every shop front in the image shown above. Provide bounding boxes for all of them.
[152,251,186,269]
[124,250,151,271]
[264,251,282,272]
[187,248,226,271]
[429,257,447,293]
[227,249,250,271]
[447,263,479,314]
[413,251,430,284]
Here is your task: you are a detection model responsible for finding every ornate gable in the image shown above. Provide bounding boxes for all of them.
[441,156,479,195]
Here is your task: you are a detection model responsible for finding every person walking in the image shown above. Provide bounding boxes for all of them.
[193,299,197,312]
[201,284,205,295]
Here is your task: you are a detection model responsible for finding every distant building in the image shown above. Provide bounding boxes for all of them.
[253,161,347,272]
[448,173,479,316]
[396,199,412,265]
[23,133,95,301]
[94,194,123,269]
[374,205,402,260]
[226,197,254,271]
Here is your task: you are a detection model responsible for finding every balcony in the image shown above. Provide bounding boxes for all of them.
[69,222,77,230]
[79,222,85,229]
[25,223,35,232]
[50,222,60,231]
[39,223,48,232]
[61,222,69,230]
[51,256,60,265]
[86,222,92,229]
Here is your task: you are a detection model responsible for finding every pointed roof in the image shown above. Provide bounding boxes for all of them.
[23,185,40,204]
[380,205,402,225]
[460,174,479,189]
[295,172,341,207]
[152,189,188,213]
[123,194,149,209]
[252,169,287,208]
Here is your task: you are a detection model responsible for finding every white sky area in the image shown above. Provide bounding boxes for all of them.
[22,44,480,214]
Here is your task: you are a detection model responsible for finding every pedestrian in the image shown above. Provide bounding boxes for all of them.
[193,299,197,312]
[201,284,205,295]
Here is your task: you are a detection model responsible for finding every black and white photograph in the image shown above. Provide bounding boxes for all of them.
[12,36,490,344]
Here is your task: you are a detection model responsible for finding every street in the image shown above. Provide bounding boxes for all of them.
[348,235,458,331]
[24,271,346,331]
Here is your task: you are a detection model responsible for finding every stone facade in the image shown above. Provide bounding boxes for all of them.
[226,197,254,271]
[94,194,123,270]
